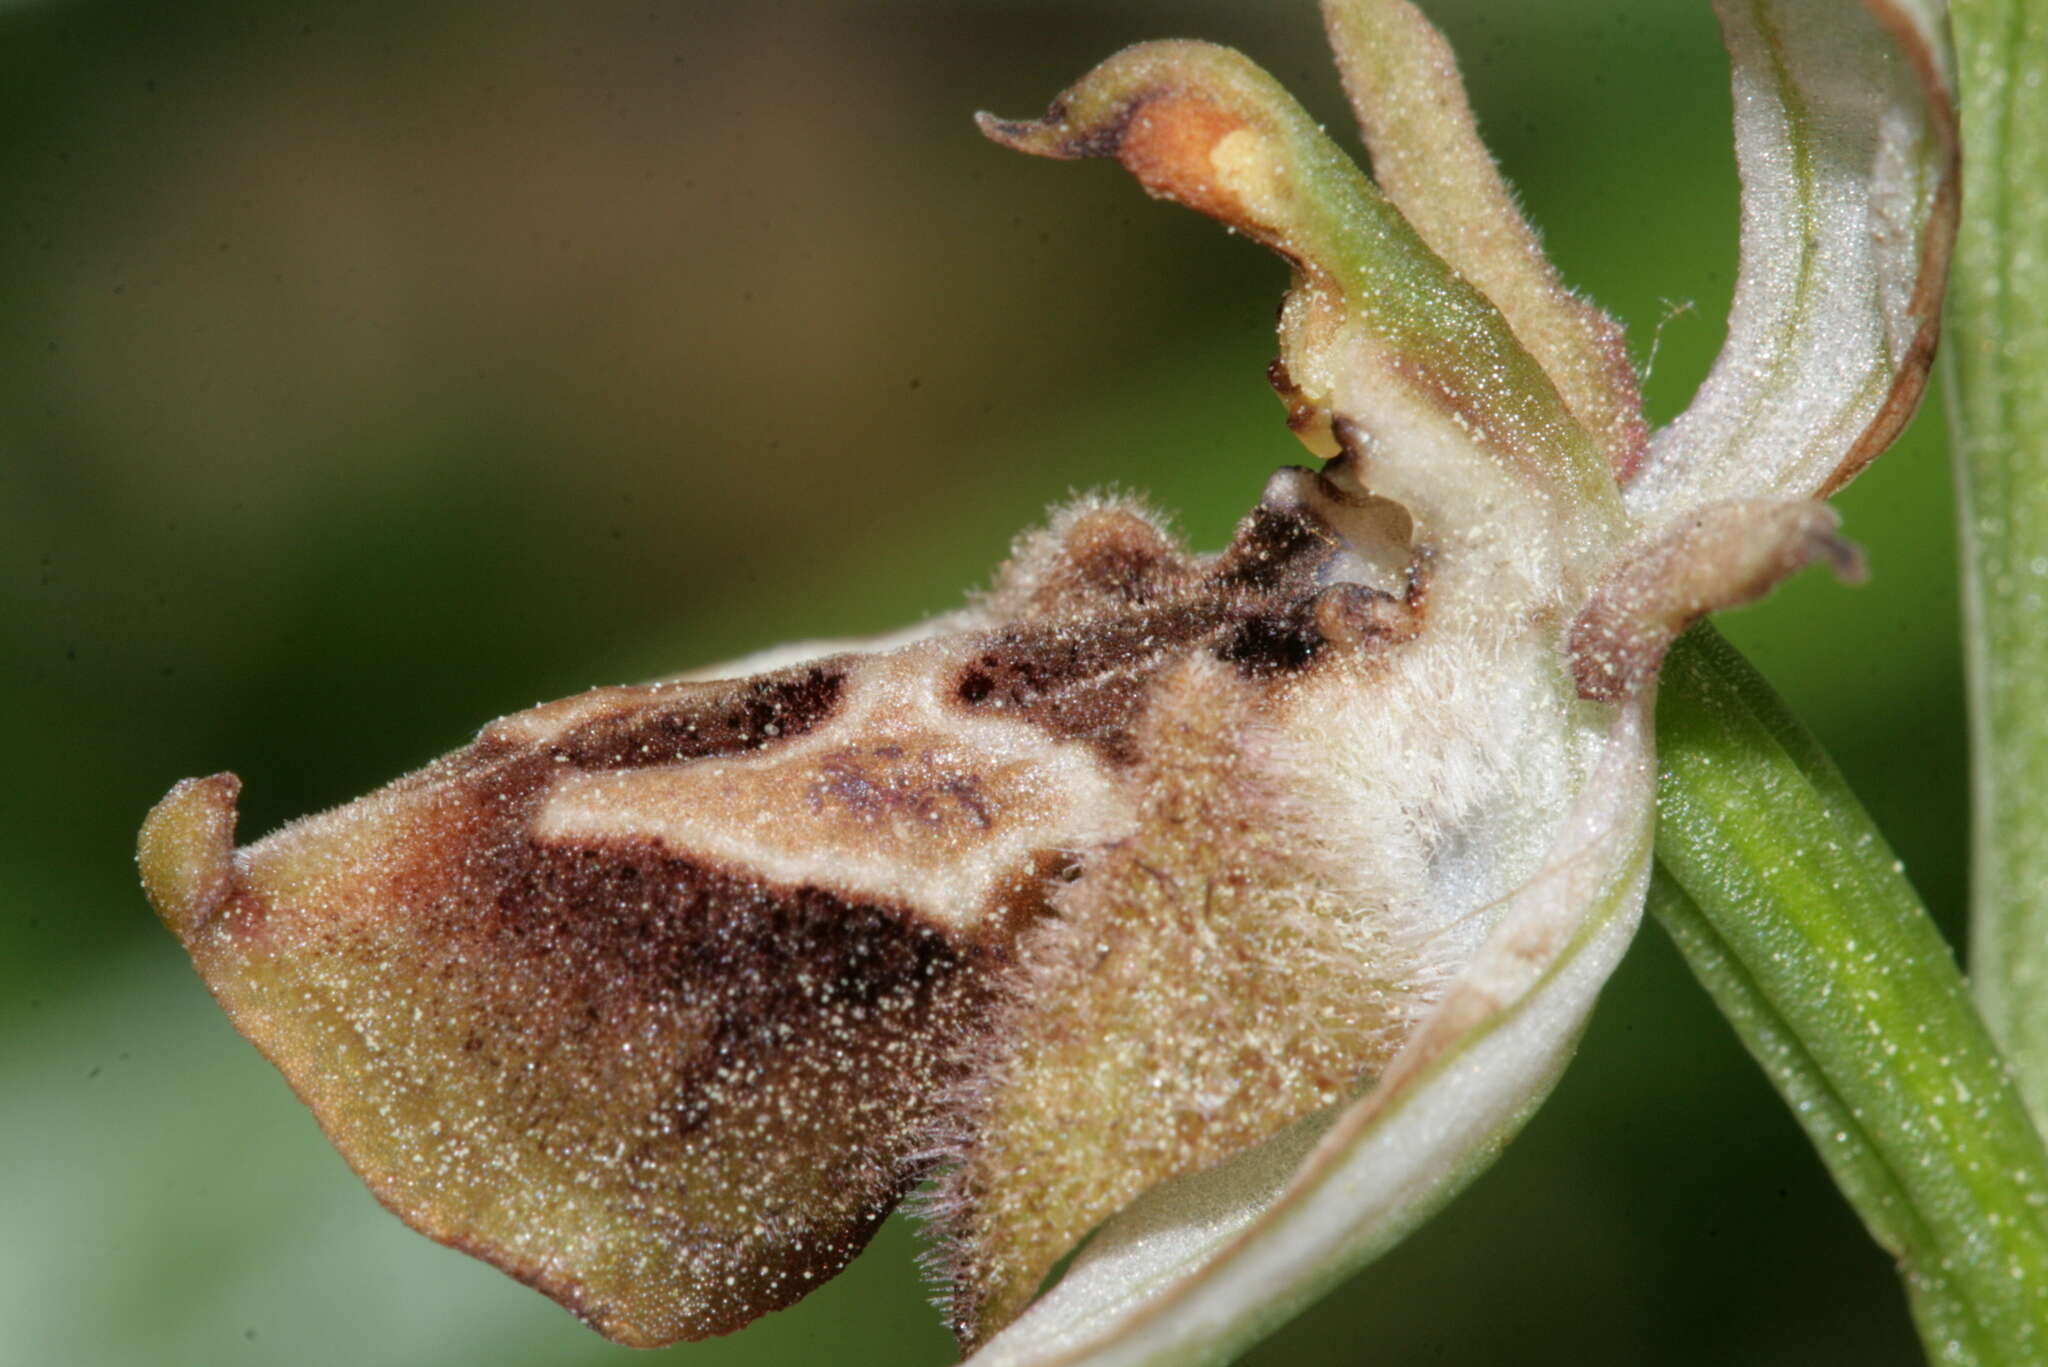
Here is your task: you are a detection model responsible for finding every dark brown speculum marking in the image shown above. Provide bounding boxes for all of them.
[1217,591,1331,676]
[954,604,1237,763]
[549,665,847,770]
[493,835,989,1135]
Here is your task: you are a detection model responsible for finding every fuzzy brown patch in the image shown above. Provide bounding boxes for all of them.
[1016,507,1197,615]
[935,656,1420,1345]
[957,481,1394,766]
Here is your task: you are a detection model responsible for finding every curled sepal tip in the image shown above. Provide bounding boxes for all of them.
[977,40,1367,268]
[1319,0,1647,481]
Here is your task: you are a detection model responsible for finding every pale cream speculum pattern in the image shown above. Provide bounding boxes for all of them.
[534,650,1135,935]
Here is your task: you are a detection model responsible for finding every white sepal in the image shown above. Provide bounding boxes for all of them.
[1624,0,1958,521]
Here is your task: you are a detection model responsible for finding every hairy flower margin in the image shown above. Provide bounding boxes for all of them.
[957,1,1955,1362]
[134,0,1959,1361]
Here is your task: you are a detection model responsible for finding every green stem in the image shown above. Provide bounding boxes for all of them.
[1949,0,2048,1127]
[1653,627,2048,1366]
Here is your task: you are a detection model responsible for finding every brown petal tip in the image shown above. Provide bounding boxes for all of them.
[139,773,243,939]
[1569,501,1858,703]
[974,40,1238,163]
[974,109,1092,160]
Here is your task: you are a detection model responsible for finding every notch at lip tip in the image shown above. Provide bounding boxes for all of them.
[139,772,243,939]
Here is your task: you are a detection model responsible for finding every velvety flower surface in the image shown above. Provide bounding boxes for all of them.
[138,1,1956,1362]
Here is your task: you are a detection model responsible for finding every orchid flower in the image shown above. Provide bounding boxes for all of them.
[137,0,1957,1363]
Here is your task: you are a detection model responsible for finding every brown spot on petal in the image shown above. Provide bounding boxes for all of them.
[1267,356,1339,456]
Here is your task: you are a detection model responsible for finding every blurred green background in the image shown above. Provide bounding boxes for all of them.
[1,0,1962,1363]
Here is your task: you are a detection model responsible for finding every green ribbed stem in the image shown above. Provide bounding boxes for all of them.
[1948,0,2048,1132]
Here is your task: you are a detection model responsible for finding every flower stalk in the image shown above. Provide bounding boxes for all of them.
[1948,0,2048,1131]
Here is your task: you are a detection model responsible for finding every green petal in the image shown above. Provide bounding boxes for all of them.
[1320,0,1648,481]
